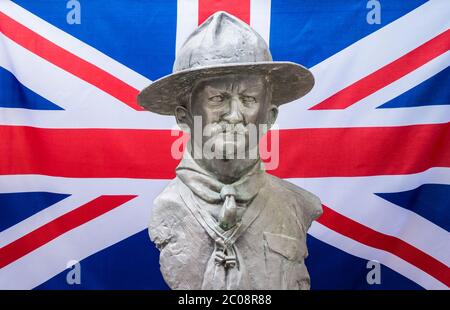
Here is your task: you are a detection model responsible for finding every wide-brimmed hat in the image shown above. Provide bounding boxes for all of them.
[138,11,314,115]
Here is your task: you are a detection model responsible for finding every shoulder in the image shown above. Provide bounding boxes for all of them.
[264,173,323,230]
[153,178,185,212]
[149,178,190,248]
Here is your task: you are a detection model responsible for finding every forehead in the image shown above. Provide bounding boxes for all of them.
[192,74,267,93]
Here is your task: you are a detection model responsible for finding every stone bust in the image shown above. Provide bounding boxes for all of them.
[138,11,322,290]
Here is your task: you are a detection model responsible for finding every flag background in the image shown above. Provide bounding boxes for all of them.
[0,0,449,290]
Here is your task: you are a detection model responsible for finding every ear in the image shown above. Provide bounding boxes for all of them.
[267,104,278,129]
[175,105,193,130]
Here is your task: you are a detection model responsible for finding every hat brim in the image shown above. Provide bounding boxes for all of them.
[138,62,314,115]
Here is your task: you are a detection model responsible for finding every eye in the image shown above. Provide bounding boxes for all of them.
[240,95,257,105]
[209,95,225,103]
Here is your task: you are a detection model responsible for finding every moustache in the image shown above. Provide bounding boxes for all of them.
[206,122,249,136]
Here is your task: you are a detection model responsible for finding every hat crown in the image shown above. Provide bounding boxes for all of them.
[173,11,272,73]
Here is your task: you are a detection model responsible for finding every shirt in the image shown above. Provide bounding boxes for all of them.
[149,151,323,289]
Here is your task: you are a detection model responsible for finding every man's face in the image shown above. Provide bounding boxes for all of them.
[186,74,275,159]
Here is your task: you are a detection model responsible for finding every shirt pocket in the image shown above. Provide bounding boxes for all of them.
[263,232,307,262]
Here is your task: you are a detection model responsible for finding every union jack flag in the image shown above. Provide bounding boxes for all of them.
[0,0,449,289]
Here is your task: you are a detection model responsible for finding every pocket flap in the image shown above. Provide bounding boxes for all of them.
[263,232,304,261]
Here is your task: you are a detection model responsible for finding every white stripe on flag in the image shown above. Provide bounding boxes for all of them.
[250,0,271,46]
[176,0,199,54]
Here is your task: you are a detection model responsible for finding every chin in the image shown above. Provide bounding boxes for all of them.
[211,158,259,184]
[214,141,249,160]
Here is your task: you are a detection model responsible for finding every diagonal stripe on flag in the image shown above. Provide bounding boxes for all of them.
[0,12,143,111]
[310,29,450,110]
[318,205,450,287]
[0,195,137,268]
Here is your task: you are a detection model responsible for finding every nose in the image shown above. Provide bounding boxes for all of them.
[222,96,244,124]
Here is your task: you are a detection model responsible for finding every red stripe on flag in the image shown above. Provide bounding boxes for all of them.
[0,195,137,268]
[310,29,450,110]
[319,205,450,287]
[0,12,143,111]
[1,123,449,179]
[271,123,450,178]
[1,126,179,179]
[198,0,250,25]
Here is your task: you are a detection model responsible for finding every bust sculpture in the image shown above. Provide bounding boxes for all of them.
[138,11,322,290]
